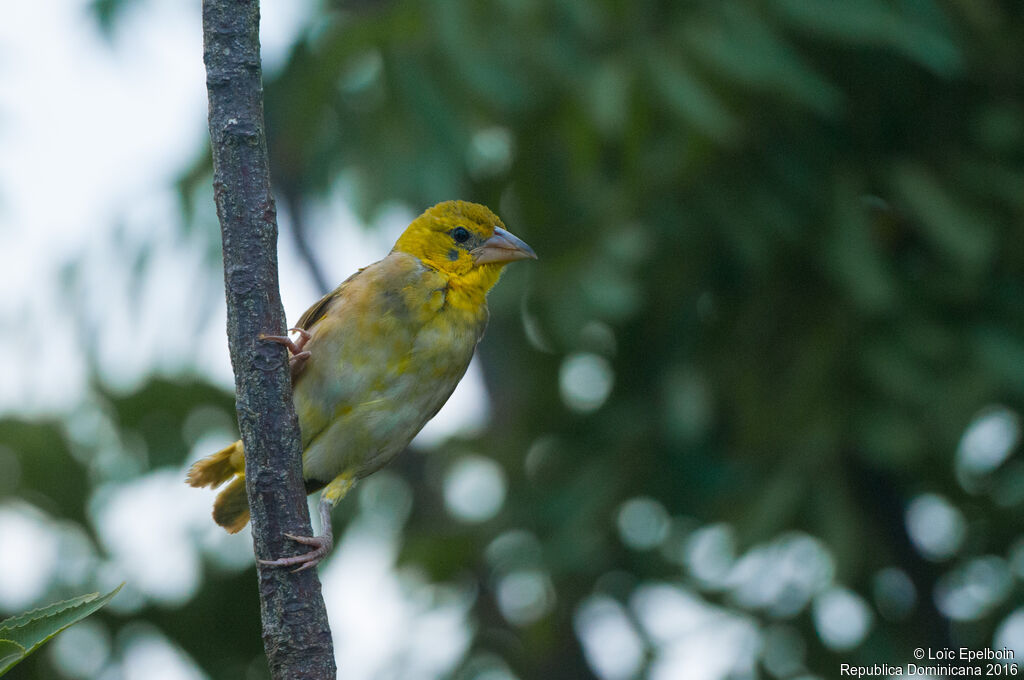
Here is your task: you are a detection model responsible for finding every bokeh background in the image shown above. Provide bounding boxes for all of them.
[3,0,1024,678]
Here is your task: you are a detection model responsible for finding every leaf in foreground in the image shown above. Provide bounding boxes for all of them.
[0,583,122,677]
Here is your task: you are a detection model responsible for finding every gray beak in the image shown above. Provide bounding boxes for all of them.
[472,226,538,266]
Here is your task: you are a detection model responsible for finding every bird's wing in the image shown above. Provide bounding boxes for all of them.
[289,253,439,450]
[295,267,368,332]
[286,267,368,385]
[289,253,428,386]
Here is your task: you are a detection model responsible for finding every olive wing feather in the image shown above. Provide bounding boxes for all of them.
[288,267,367,384]
[295,267,367,332]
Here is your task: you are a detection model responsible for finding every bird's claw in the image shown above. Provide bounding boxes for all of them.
[258,532,333,572]
[289,350,311,372]
[259,327,312,356]
[287,327,312,348]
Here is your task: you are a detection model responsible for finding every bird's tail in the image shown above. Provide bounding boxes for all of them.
[187,440,244,488]
[212,477,250,533]
[186,440,250,533]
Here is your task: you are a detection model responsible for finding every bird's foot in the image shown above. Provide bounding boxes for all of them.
[260,328,312,375]
[260,327,311,355]
[287,351,311,374]
[258,532,333,573]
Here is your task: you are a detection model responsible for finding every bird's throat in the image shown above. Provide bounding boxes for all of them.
[445,264,504,313]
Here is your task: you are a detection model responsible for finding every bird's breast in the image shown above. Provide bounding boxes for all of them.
[294,266,488,483]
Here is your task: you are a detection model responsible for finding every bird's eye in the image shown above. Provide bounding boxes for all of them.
[452,227,471,243]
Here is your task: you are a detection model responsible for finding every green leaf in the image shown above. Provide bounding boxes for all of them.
[0,584,122,677]
[0,640,26,676]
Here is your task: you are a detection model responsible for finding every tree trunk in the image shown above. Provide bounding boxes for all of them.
[201,1,336,677]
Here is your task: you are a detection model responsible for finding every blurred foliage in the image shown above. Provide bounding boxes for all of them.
[7,0,1024,677]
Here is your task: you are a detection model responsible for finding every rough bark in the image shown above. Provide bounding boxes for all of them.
[202,1,336,678]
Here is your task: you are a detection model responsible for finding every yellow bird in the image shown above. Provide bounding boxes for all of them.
[187,201,536,570]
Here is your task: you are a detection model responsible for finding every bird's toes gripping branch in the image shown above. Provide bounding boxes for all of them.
[258,474,351,572]
[258,496,335,573]
[259,327,312,375]
[258,531,333,573]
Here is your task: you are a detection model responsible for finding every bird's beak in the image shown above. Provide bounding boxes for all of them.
[472,227,538,266]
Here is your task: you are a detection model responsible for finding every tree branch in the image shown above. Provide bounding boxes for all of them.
[202,2,336,678]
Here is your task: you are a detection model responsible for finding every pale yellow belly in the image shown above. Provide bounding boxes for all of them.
[296,321,479,485]
[300,371,465,482]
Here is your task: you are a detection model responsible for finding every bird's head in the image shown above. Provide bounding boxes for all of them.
[393,201,537,287]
